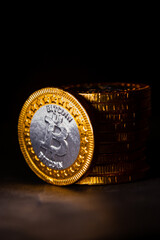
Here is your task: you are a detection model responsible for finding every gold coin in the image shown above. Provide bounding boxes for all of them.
[91,98,151,112]
[96,119,150,132]
[79,91,151,105]
[93,147,146,164]
[95,108,151,122]
[96,127,149,142]
[18,88,94,185]
[64,82,151,103]
[87,157,146,175]
[97,140,147,154]
[77,164,149,185]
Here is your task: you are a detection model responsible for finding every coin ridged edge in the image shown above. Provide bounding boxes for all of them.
[76,165,150,185]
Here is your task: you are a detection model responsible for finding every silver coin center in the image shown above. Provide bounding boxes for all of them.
[30,104,80,170]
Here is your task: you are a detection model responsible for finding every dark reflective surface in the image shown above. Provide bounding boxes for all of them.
[0,177,160,240]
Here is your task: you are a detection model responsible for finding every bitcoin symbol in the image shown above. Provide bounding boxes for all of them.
[40,112,68,160]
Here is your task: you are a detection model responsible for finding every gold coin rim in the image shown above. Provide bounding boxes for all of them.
[18,87,94,185]
[76,164,149,185]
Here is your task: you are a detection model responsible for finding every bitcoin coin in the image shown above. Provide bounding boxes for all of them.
[18,88,94,185]
[64,82,151,103]
[93,147,146,164]
[98,140,148,154]
[79,91,151,104]
[76,164,150,185]
[87,157,146,175]
[96,119,150,132]
[91,99,151,113]
[96,127,149,142]
[93,108,151,121]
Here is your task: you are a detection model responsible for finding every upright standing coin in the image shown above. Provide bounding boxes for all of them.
[18,88,94,185]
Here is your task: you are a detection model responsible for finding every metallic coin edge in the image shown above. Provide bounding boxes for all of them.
[76,165,149,185]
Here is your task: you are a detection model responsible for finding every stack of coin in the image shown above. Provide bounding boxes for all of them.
[64,83,151,185]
